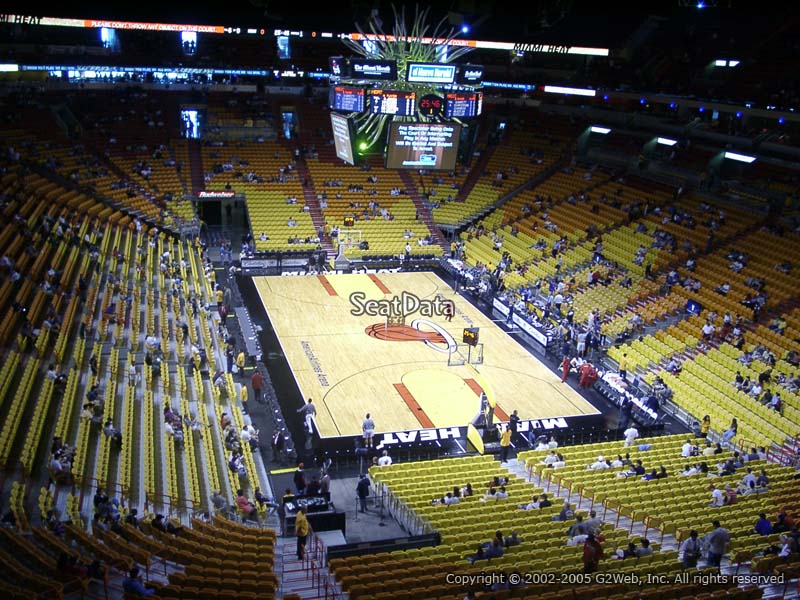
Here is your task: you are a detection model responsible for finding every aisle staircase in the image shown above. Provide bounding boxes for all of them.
[277,534,343,599]
[455,142,496,204]
[294,157,336,258]
[398,171,449,253]
[187,139,205,194]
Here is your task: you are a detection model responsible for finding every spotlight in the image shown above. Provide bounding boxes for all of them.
[735,112,742,118]
[778,117,785,124]
[603,94,609,101]
[699,106,705,112]
[639,98,646,105]
[697,1,705,8]
[358,141,368,151]
[461,25,470,34]
[669,102,677,109]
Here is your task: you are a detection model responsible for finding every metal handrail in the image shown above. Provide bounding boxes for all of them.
[144,491,196,516]
[74,476,128,507]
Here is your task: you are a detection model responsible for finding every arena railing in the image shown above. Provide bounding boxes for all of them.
[144,491,197,520]
[379,489,433,536]
[74,476,128,508]
[306,531,344,600]
[754,433,800,466]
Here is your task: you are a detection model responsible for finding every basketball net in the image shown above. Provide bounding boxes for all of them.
[341,230,362,253]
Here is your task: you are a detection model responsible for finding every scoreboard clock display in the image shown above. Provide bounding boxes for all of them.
[463,327,479,347]
[418,94,444,117]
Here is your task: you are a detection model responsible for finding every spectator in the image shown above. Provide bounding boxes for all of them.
[681,439,694,458]
[504,531,522,547]
[643,469,659,481]
[700,415,711,438]
[520,495,541,510]
[251,370,264,403]
[616,542,638,560]
[623,425,639,447]
[211,490,227,513]
[567,515,588,538]
[356,474,370,513]
[553,501,575,521]
[588,455,610,470]
[542,450,558,466]
[723,418,738,445]
[151,514,182,536]
[709,484,725,507]
[467,545,486,564]
[742,468,757,489]
[441,491,459,506]
[681,530,702,569]
[103,419,123,449]
[755,513,773,536]
[499,424,512,463]
[618,460,646,478]
[122,567,156,596]
[773,512,790,533]
[124,508,140,528]
[320,471,331,495]
[584,510,604,535]
[636,538,653,557]
[93,488,109,512]
[306,476,321,496]
[582,533,604,573]
[294,463,306,494]
[377,450,392,466]
[295,507,309,560]
[236,489,259,521]
[705,520,730,567]
[484,537,504,559]
[271,430,285,463]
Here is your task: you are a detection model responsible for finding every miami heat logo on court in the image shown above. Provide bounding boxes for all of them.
[366,318,458,353]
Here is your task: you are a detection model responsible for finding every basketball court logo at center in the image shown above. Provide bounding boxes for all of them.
[349,290,453,318]
[365,318,458,353]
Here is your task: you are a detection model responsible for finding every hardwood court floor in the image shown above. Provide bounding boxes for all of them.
[254,272,599,438]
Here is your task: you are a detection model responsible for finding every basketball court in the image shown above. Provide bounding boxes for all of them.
[254,272,599,440]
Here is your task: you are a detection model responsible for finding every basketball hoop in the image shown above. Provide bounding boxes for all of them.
[448,342,484,366]
[340,230,362,254]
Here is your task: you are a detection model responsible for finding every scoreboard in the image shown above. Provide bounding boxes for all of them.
[444,91,483,118]
[329,85,366,113]
[369,89,416,116]
[463,327,479,347]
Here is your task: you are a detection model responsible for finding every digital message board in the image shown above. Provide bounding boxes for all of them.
[386,122,461,170]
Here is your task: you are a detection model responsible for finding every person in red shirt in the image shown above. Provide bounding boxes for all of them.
[236,489,259,521]
[561,356,570,383]
[251,370,264,403]
[444,301,454,322]
[583,533,604,573]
